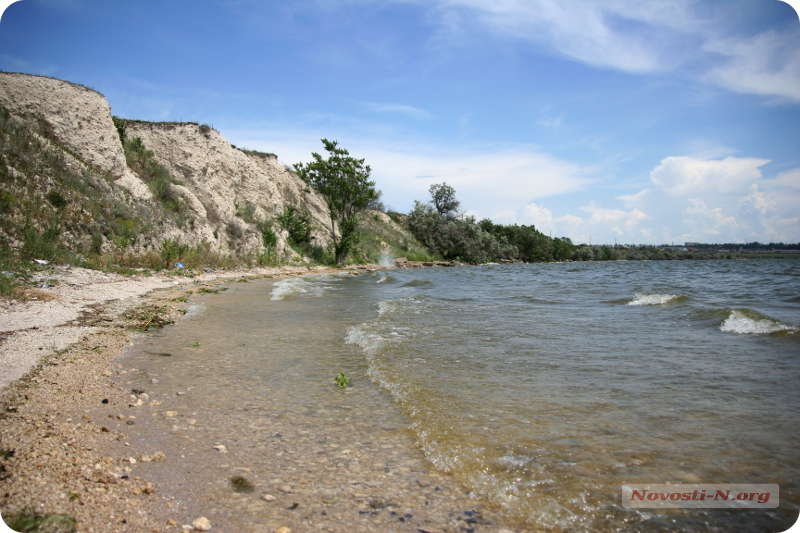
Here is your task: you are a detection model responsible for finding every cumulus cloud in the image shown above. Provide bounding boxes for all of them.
[514,201,647,243]
[618,156,800,243]
[521,203,584,234]
[648,155,770,196]
[682,198,740,238]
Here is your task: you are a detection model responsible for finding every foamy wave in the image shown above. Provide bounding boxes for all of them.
[720,309,797,335]
[346,323,409,356]
[628,293,683,306]
[270,275,341,301]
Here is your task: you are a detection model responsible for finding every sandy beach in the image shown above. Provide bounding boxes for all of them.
[0,264,527,533]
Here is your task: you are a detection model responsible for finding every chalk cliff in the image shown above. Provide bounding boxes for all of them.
[0,72,332,259]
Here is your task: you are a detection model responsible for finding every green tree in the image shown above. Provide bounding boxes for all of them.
[294,139,378,265]
[429,182,460,216]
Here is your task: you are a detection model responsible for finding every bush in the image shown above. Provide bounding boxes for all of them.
[21,222,65,261]
[160,238,188,268]
[46,190,68,208]
[278,206,312,246]
[407,201,514,263]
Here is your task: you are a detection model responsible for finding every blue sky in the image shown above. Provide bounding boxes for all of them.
[1,0,799,245]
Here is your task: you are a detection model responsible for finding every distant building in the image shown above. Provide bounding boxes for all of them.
[685,242,701,247]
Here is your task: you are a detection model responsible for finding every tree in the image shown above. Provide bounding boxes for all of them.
[429,182,460,217]
[294,139,378,265]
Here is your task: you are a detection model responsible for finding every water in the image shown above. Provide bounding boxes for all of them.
[123,260,800,532]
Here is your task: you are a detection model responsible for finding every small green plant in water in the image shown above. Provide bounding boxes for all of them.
[335,372,350,388]
[229,475,255,493]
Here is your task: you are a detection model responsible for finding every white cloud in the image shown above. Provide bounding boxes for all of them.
[649,155,770,197]
[514,201,647,243]
[395,0,800,101]
[521,202,584,233]
[581,201,648,232]
[771,167,800,189]
[617,155,800,243]
[740,184,777,216]
[421,0,695,73]
[363,102,432,120]
[704,29,800,103]
[682,198,740,237]
[361,143,595,215]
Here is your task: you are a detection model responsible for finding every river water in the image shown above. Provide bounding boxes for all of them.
[123,259,800,532]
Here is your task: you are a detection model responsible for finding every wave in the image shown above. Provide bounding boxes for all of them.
[719,309,798,335]
[269,275,342,301]
[627,293,687,306]
[401,279,434,288]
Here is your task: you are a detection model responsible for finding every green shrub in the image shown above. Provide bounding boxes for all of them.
[21,222,63,261]
[46,189,68,208]
[160,238,188,268]
[278,205,312,246]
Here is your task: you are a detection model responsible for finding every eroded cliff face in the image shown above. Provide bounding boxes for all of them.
[0,72,333,259]
[123,121,332,253]
[0,72,151,200]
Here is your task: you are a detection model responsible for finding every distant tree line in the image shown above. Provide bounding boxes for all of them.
[403,183,579,263]
[399,184,799,264]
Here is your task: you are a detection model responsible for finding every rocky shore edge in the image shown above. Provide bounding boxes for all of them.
[0,263,527,533]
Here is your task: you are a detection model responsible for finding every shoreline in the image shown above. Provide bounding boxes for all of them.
[0,264,527,532]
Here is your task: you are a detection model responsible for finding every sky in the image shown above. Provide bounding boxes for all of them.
[0,0,799,245]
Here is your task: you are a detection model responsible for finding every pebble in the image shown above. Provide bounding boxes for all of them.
[139,452,166,462]
[275,528,291,533]
[261,494,276,501]
[213,444,226,452]
[192,516,212,530]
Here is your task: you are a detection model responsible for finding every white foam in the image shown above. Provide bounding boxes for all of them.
[719,310,797,335]
[628,293,682,306]
[270,275,341,301]
[378,253,395,268]
[181,304,206,319]
[376,275,389,284]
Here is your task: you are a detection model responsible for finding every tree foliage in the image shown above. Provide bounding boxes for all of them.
[407,184,515,263]
[429,182,460,216]
[294,139,378,265]
[407,183,584,263]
